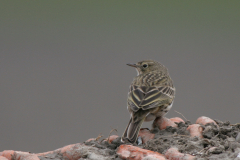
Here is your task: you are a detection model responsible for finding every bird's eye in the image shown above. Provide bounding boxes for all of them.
[142,64,148,68]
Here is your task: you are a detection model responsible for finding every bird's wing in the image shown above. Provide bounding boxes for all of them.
[127,84,175,112]
[140,86,175,110]
[127,85,145,112]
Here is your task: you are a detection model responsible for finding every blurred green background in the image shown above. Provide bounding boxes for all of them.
[1,0,240,153]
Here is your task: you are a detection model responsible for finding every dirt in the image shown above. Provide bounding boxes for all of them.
[144,120,240,160]
[39,119,240,159]
[83,137,125,159]
[81,119,240,159]
[38,153,63,160]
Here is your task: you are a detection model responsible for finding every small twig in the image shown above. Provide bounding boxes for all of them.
[197,146,211,155]
[205,146,213,155]
[198,148,205,153]
[99,128,118,143]
[156,134,190,139]
[99,139,105,143]
[95,133,103,141]
[107,128,118,143]
[212,133,219,139]
[174,110,188,121]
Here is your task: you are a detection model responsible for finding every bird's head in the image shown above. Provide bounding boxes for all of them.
[127,60,167,75]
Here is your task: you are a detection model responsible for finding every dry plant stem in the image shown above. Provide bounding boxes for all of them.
[107,129,118,143]
[198,146,211,155]
[156,134,191,139]
[95,133,103,142]
[213,133,219,139]
[174,110,188,121]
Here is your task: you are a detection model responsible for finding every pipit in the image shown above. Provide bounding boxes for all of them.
[121,60,175,143]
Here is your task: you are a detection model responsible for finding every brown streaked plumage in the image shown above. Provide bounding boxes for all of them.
[121,60,175,143]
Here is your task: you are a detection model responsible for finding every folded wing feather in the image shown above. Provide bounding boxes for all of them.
[128,84,175,112]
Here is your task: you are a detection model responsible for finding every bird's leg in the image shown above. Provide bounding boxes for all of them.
[151,116,162,130]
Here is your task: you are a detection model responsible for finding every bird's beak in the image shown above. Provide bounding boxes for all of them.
[127,63,137,68]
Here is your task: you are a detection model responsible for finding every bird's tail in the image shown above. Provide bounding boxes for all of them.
[121,117,145,143]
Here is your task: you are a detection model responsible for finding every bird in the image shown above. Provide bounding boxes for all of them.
[121,60,175,144]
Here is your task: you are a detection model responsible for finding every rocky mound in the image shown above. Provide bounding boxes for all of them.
[1,116,240,160]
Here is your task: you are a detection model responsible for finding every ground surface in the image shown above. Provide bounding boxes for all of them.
[145,120,240,159]
[84,118,240,159]
[1,117,240,160]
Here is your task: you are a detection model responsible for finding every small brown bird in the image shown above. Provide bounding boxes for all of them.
[121,60,175,143]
